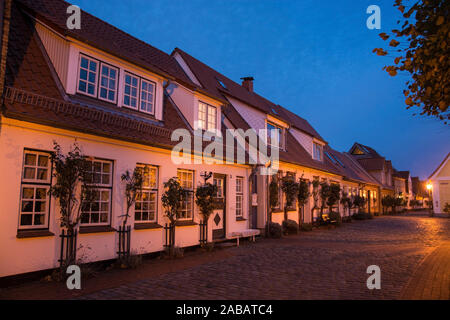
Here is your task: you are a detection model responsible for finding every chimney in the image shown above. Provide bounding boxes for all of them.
[241,77,254,92]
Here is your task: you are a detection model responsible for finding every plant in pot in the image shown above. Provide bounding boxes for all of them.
[195,182,218,246]
[340,192,352,222]
[281,175,299,221]
[319,181,331,220]
[353,195,366,215]
[297,179,310,228]
[311,178,320,224]
[266,176,279,237]
[161,177,187,256]
[118,166,144,266]
[50,142,96,269]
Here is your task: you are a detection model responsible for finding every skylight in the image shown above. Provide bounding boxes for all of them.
[216,78,227,89]
[325,151,337,165]
[325,151,345,167]
[271,108,278,115]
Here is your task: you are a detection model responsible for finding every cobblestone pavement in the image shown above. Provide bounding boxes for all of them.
[79,215,450,300]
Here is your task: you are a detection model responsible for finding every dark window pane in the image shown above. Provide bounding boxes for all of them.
[80,57,88,69]
[23,168,35,179]
[22,201,33,212]
[34,214,45,225]
[20,214,33,226]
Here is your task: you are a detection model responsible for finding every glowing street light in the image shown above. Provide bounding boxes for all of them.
[426,182,433,216]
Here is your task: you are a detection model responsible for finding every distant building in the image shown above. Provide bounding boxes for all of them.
[428,153,450,214]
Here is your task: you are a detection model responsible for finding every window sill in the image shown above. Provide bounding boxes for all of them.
[79,226,116,234]
[236,217,247,222]
[175,220,198,227]
[16,230,54,239]
[134,223,163,230]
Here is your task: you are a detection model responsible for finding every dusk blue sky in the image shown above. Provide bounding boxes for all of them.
[73,0,449,180]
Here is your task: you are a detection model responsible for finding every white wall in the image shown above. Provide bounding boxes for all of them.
[0,119,250,277]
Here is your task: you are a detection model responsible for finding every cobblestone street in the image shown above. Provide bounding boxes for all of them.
[78,215,450,300]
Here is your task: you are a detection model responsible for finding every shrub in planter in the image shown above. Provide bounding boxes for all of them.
[300,223,313,231]
[282,219,299,235]
[267,222,282,238]
[328,211,342,226]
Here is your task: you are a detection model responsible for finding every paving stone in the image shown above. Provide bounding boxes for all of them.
[78,215,450,300]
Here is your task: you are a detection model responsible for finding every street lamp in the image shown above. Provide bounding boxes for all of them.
[426,182,433,216]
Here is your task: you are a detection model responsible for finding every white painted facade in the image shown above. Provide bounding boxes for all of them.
[0,118,251,277]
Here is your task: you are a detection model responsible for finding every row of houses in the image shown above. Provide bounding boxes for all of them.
[0,0,427,278]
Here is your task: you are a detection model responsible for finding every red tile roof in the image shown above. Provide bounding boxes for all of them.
[16,0,197,88]
[173,48,325,142]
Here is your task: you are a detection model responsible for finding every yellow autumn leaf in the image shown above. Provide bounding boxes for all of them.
[405,97,413,106]
[436,16,444,26]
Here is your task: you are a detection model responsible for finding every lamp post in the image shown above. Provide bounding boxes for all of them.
[426,182,433,216]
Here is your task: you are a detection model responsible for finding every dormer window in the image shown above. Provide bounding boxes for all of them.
[313,142,323,161]
[123,73,139,109]
[267,121,284,149]
[140,79,155,114]
[198,102,217,131]
[78,55,98,97]
[122,73,155,115]
[99,63,118,103]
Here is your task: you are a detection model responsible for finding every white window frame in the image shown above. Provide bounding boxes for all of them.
[236,177,244,217]
[213,177,224,199]
[313,142,323,161]
[77,54,99,98]
[18,150,52,230]
[123,72,140,110]
[198,102,217,131]
[98,62,119,104]
[134,164,158,223]
[177,169,194,220]
[140,78,156,115]
[81,159,113,226]
[266,121,284,149]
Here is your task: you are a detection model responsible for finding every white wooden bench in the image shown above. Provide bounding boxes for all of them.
[229,229,260,246]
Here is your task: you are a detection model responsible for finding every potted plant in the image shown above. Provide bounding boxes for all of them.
[311,178,320,224]
[281,176,299,221]
[195,181,218,245]
[297,179,310,227]
[161,177,187,254]
[267,176,279,236]
[118,167,144,263]
[50,142,96,267]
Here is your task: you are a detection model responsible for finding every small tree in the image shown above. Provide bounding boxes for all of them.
[195,182,218,244]
[353,195,367,214]
[50,142,95,233]
[327,184,341,213]
[319,181,331,217]
[120,167,144,227]
[311,178,320,221]
[281,176,299,221]
[340,192,352,217]
[297,179,310,225]
[161,177,186,250]
[50,142,96,267]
